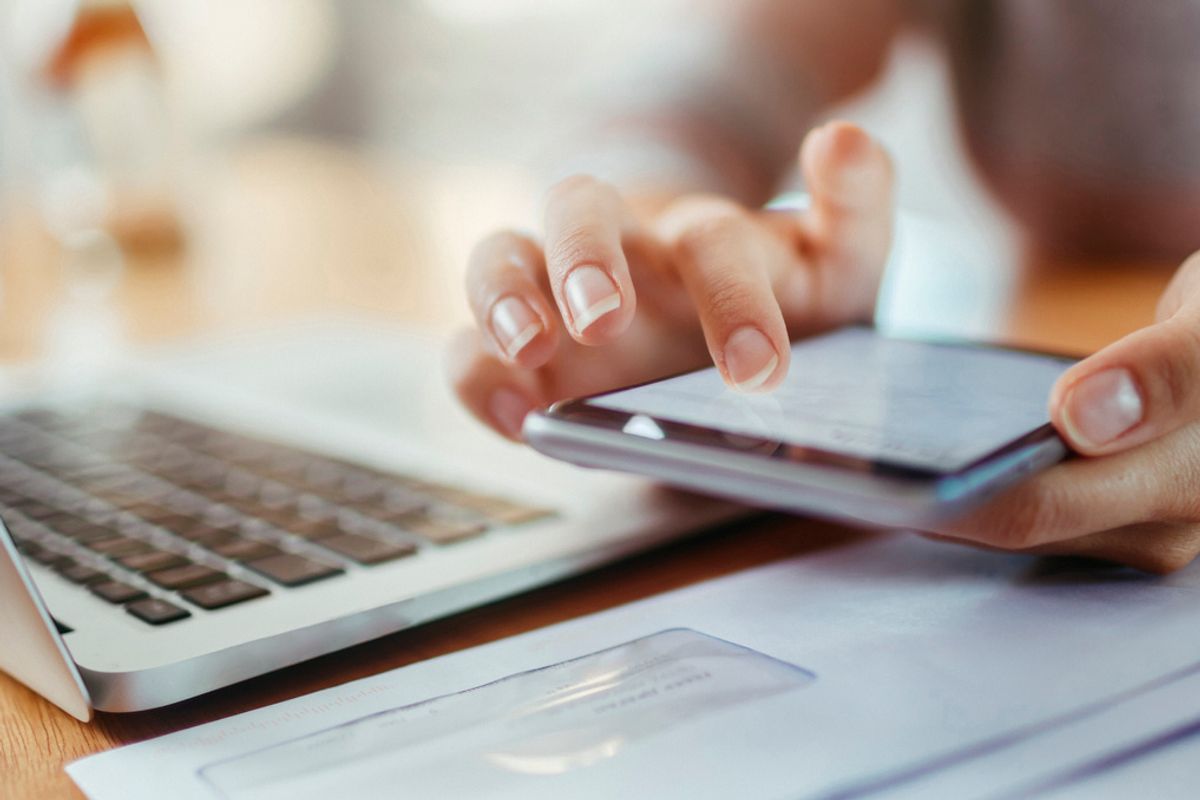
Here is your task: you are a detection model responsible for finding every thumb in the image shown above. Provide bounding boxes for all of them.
[1051,251,1200,455]
[1050,313,1200,456]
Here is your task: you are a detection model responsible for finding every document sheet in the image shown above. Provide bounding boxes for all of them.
[68,534,1200,799]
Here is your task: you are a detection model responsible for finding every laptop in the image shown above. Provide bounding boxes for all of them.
[0,318,740,721]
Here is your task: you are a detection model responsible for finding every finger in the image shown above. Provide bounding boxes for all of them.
[1154,249,1200,321]
[542,175,638,344]
[466,230,560,368]
[918,523,1200,575]
[655,196,790,392]
[932,423,1200,550]
[798,121,895,295]
[1018,522,1200,575]
[445,328,545,442]
[1050,304,1200,456]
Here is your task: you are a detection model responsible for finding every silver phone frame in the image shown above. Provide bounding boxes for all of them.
[524,355,1069,531]
[525,411,1066,529]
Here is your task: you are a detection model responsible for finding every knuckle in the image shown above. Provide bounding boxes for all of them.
[1161,430,1200,519]
[1155,283,1185,322]
[547,226,612,275]
[703,273,753,320]
[680,214,740,254]
[1155,252,1200,320]
[677,207,747,252]
[1149,320,1200,418]
[659,195,747,248]
[987,485,1065,550]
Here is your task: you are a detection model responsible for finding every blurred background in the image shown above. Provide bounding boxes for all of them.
[0,0,1017,371]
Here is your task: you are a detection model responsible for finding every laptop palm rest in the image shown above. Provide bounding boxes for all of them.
[0,520,93,721]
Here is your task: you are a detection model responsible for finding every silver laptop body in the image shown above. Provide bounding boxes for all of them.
[0,320,739,720]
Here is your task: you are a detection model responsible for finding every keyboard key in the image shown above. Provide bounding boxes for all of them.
[245,553,343,587]
[393,512,486,545]
[181,579,269,610]
[121,502,167,519]
[0,488,29,506]
[86,472,150,496]
[317,533,416,565]
[11,530,39,548]
[26,546,73,569]
[57,562,109,585]
[87,535,153,558]
[449,494,554,526]
[19,501,62,521]
[116,549,191,573]
[415,485,547,524]
[288,518,345,541]
[145,563,226,590]
[376,488,428,517]
[251,506,304,529]
[146,512,197,533]
[4,406,559,614]
[126,597,191,625]
[258,482,295,507]
[59,521,122,545]
[89,580,148,604]
[351,494,416,520]
[208,537,282,562]
[39,512,93,537]
[128,510,195,534]
[15,539,44,558]
[177,523,238,546]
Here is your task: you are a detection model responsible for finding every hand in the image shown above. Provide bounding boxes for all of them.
[448,121,895,440]
[930,249,1200,573]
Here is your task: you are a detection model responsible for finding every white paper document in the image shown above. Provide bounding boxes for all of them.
[200,629,815,799]
[68,535,1200,799]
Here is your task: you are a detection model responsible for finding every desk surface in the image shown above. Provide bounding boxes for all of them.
[0,140,1179,799]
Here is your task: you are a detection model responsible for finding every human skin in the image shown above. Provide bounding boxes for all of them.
[448,1,1200,572]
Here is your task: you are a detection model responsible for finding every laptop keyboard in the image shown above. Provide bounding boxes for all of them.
[0,406,553,627]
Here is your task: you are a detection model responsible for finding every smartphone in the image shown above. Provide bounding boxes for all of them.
[524,326,1077,529]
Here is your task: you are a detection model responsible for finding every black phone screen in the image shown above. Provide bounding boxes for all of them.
[584,328,1075,475]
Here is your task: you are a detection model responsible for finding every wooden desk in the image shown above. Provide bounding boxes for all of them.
[0,139,1179,799]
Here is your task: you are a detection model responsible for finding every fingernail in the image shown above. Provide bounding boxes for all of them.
[488,387,533,440]
[563,265,621,334]
[490,296,542,360]
[724,326,780,392]
[1061,368,1143,448]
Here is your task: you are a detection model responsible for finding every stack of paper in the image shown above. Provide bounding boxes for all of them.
[68,534,1200,799]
